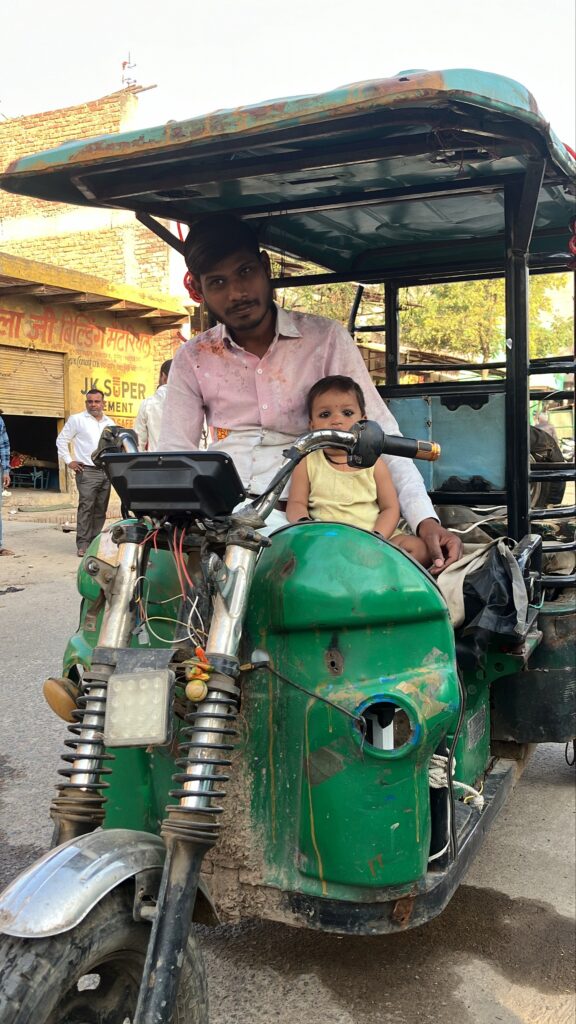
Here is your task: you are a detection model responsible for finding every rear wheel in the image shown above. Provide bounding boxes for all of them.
[0,885,207,1024]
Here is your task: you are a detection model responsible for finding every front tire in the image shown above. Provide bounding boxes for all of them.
[0,884,207,1024]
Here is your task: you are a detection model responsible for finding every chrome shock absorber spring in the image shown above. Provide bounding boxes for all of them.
[50,537,142,843]
[163,674,240,846]
[50,664,115,839]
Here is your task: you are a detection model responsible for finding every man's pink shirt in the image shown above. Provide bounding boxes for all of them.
[159,303,436,532]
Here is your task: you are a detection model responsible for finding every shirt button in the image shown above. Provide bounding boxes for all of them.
[257,368,263,374]
[262,404,268,410]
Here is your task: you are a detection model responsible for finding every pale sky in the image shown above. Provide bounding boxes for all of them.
[2,0,575,145]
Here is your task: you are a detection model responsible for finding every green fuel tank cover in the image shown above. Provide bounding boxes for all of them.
[243,522,460,894]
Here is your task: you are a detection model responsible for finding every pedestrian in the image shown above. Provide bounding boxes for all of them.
[159,214,461,574]
[0,412,14,556]
[536,412,559,442]
[134,359,172,451]
[56,389,115,556]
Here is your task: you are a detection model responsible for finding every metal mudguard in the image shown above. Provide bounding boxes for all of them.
[0,829,165,938]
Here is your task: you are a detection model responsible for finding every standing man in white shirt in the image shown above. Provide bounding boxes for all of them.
[134,360,172,451]
[56,389,115,556]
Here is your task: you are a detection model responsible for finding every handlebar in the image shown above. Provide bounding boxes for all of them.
[347,419,440,466]
[376,434,440,462]
[246,420,440,521]
[93,422,440,527]
[92,426,139,467]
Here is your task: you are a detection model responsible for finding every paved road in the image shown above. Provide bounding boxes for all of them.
[0,521,574,1024]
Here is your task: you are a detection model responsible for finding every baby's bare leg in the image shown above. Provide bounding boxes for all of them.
[391,534,431,567]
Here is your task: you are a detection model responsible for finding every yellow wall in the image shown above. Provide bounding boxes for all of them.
[0,296,178,426]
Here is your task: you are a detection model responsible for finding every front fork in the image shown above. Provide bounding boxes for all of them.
[51,538,141,844]
[50,528,258,1023]
[134,539,258,1023]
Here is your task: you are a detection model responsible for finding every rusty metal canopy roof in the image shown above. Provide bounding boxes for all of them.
[0,253,188,332]
[1,69,575,281]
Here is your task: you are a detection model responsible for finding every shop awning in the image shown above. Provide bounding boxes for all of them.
[0,253,189,333]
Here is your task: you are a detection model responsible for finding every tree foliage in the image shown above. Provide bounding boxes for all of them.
[399,279,505,362]
[273,258,573,364]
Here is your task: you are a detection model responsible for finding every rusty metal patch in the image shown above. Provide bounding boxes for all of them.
[391,894,415,928]
[324,647,344,676]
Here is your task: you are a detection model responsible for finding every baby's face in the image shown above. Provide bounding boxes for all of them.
[309,388,364,431]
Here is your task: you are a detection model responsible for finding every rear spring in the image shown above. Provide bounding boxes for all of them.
[163,687,239,846]
[50,665,114,831]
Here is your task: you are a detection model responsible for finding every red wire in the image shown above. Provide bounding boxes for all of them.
[140,528,159,548]
[178,527,195,590]
[168,529,187,601]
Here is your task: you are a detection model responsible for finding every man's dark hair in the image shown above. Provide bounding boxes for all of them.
[306,375,367,418]
[160,359,172,379]
[183,214,260,276]
[85,388,104,399]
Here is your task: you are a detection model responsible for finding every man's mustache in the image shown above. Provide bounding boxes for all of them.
[227,300,257,314]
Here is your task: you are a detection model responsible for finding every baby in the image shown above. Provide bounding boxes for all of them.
[286,375,431,567]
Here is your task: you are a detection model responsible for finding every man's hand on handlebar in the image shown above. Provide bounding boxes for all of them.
[416,518,463,576]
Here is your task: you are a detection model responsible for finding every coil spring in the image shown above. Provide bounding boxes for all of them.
[163,689,239,846]
[50,670,114,827]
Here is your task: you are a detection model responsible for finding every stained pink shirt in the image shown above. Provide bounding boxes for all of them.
[159,303,436,531]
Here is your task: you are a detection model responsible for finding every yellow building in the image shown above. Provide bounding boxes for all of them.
[0,252,193,491]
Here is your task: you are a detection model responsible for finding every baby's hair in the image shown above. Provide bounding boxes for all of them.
[307,375,367,418]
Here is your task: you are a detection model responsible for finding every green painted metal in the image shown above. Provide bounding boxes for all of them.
[242,523,460,895]
[61,519,571,906]
[103,746,179,833]
[66,528,183,673]
[63,527,184,833]
[64,523,462,891]
[450,669,490,787]
[4,70,575,180]
[1,70,574,279]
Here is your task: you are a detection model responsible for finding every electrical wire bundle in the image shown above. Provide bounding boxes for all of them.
[133,525,208,648]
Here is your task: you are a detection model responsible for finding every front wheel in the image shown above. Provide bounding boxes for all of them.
[0,884,208,1024]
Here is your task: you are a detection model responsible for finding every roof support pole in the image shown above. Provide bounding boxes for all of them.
[135,212,184,254]
[347,285,364,335]
[504,161,545,540]
[384,283,399,385]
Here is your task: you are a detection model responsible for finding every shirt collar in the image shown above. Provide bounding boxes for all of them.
[220,301,302,348]
[82,410,111,423]
[274,303,302,339]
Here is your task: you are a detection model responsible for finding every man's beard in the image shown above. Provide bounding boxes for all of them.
[205,285,274,334]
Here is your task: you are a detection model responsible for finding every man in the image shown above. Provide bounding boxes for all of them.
[134,359,172,451]
[0,413,14,556]
[159,215,461,573]
[56,389,115,556]
[536,412,558,442]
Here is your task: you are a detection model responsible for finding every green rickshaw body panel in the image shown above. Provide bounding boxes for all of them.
[448,668,490,788]
[242,523,461,893]
[61,520,569,907]
[63,527,184,833]
[64,528,183,675]
[64,523,461,894]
